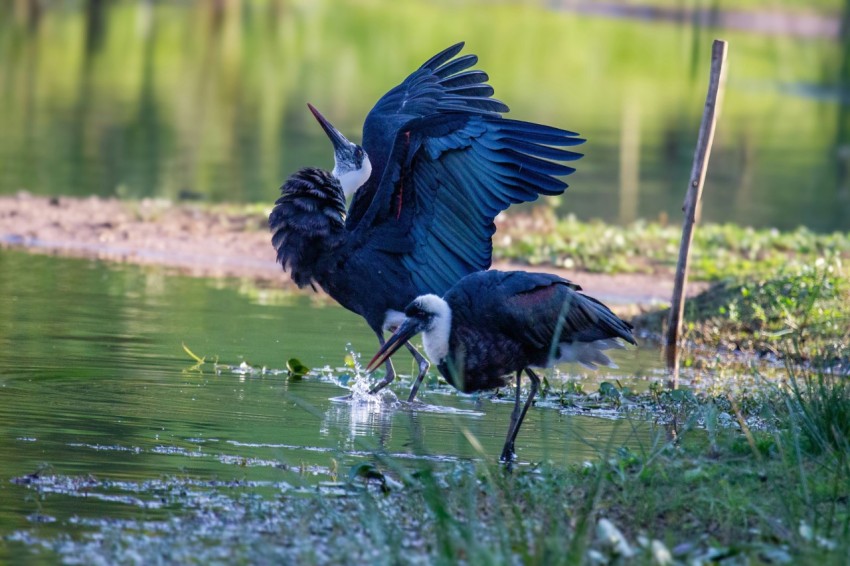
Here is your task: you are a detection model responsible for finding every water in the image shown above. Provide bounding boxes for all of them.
[0,0,849,231]
[0,249,661,561]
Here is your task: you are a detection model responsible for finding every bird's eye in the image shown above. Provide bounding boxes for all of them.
[354,148,363,161]
[405,305,425,319]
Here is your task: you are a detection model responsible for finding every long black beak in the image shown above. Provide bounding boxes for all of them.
[307,103,351,153]
[366,319,423,373]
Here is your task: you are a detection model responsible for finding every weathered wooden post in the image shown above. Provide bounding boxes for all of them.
[665,39,729,386]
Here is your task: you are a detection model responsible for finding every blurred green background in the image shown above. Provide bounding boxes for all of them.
[1,0,849,231]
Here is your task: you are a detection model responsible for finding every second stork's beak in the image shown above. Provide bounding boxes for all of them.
[366,319,424,373]
[307,103,351,153]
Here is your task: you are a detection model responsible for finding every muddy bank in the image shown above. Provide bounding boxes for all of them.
[0,193,706,308]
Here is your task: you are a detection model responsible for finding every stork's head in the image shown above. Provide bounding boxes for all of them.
[367,295,452,372]
[308,103,372,198]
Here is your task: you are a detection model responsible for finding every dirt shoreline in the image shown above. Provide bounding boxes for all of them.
[0,193,708,310]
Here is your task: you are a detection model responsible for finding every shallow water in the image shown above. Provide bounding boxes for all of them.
[0,249,663,560]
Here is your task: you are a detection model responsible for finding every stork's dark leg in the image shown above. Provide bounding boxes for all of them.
[404,341,430,403]
[500,371,523,462]
[500,368,540,463]
[368,332,397,395]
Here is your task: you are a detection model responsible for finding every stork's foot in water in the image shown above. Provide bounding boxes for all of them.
[368,376,393,396]
[368,359,396,395]
[499,444,517,474]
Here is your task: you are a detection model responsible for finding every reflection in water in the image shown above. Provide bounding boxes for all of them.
[618,98,640,224]
[0,1,848,230]
[324,392,397,448]
[833,4,850,224]
[0,250,666,562]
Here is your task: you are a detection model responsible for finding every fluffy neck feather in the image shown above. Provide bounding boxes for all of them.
[418,295,452,363]
[334,155,372,199]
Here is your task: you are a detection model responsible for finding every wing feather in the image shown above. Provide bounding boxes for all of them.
[432,54,479,78]
[352,113,583,296]
[347,45,585,297]
[350,44,511,229]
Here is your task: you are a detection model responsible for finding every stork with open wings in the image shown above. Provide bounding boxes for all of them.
[269,43,584,399]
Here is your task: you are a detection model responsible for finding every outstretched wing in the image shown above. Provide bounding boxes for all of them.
[362,42,508,165]
[348,43,509,228]
[351,112,584,296]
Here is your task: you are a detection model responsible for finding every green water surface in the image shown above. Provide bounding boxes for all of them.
[1,0,849,231]
[0,249,659,561]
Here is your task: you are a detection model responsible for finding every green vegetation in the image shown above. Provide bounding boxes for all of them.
[635,258,849,364]
[495,208,850,279]
[493,209,850,364]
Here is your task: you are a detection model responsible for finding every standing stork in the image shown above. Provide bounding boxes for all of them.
[270,43,584,400]
[367,270,636,462]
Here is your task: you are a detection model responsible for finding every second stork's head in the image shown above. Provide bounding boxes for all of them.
[367,295,452,373]
[307,103,372,199]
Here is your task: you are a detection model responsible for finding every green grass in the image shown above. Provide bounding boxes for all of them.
[491,209,850,365]
[786,370,850,459]
[634,257,850,365]
[202,201,850,285]
[494,209,850,280]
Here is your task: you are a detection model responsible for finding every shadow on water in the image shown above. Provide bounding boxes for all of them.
[0,0,849,230]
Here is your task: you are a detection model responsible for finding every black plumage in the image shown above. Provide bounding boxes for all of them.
[270,169,346,289]
[367,270,636,462]
[270,43,584,399]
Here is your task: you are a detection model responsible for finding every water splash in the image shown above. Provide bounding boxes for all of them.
[342,343,399,407]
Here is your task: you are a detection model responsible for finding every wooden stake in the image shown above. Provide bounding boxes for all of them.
[665,39,729,385]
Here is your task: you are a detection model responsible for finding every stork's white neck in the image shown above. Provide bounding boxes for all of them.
[417,295,452,362]
[333,155,372,199]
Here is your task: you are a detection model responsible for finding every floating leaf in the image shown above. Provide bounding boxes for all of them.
[286,358,309,379]
[599,382,618,397]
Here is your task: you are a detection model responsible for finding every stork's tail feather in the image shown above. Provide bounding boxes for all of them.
[557,340,626,370]
[578,294,637,346]
[554,292,636,369]
[269,168,346,288]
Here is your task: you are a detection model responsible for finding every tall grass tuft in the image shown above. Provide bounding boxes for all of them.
[784,368,850,461]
